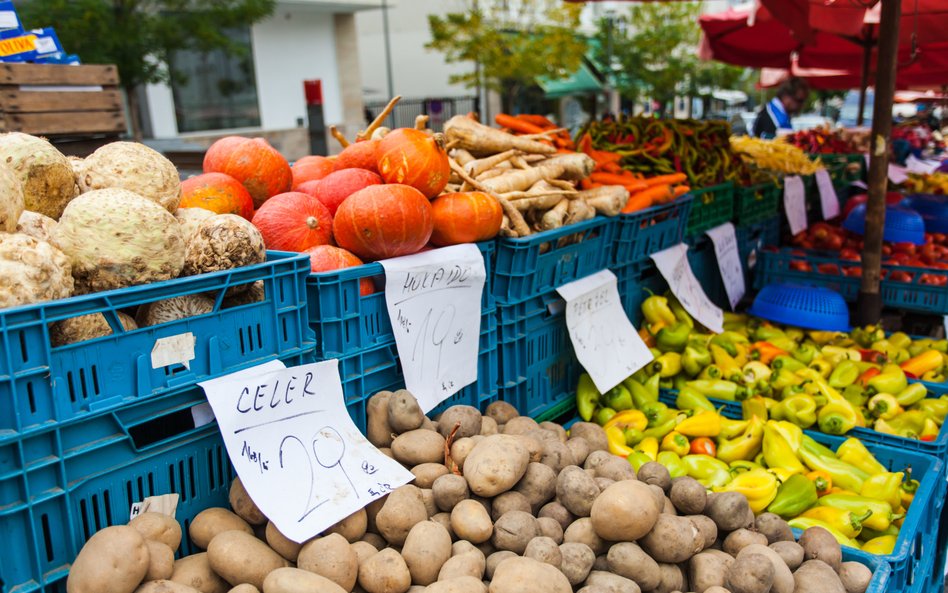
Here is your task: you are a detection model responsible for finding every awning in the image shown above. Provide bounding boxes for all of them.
[537,62,603,98]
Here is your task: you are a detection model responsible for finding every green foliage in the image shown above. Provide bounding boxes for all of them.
[18,0,275,91]
[427,0,588,109]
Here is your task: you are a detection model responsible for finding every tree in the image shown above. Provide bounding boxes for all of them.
[427,0,588,114]
[19,0,275,139]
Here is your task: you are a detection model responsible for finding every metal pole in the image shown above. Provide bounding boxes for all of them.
[605,13,613,119]
[856,42,872,126]
[381,0,395,127]
[856,0,901,326]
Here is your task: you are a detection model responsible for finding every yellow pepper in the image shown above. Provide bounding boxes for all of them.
[720,418,750,439]
[768,466,796,483]
[635,436,659,461]
[836,438,887,475]
[900,349,944,377]
[808,357,834,378]
[716,415,764,463]
[675,410,722,438]
[800,506,870,539]
[605,425,633,457]
[603,409,648,433]
[660,431,690,457]
[861,535,897,555]
[762,421,807,474]
[787,518,860,548]
[867,393,903,420]
[715,468,778,513]
[860,472,904,511]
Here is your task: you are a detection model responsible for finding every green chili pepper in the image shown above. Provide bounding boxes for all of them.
[767,473,818,519]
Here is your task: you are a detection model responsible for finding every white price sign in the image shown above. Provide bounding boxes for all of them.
[650,244,724,334]
[200,360,414,544]
[380,244,485,412]
[556,270,653,394]
[888,163,908,185]
[783,175,808,236]
[704,223,745,311]
[815,169,840,220]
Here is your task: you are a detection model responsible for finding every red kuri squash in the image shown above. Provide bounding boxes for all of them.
[333,140,380,174]
[252,192,333,252]
[308,168,382,216]
[376,128,450,198]
[430,192,503,246]
[179,172,255,220]
[291,155,334,189]
[333,184,433,261]
[305,245,374,295]
[203,137,292,208]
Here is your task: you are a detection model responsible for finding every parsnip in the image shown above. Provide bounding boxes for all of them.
[580,186,628,217]
[444,116,558,156]
[479,164,565,194]
[540,199,570,230]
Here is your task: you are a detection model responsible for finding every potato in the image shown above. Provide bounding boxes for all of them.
[430,513,454,538]
[420,489,438,518]
[770,541,805,571]
[402,521,452,585]
[424,576,487,593]
[556,465,600,518]
[130,512,184,551]
[359,548,412,593]
[189,508,253,549]
[565,437,591,466]
[606,542,660,591]
[592,555,609,572]
[262,567,347,593]
[636,462,671,492]
[228,584,259,593]
[376,484,428,546]
[133,582,203,593]
[411,463,449,489]
[669,477,706,515]
[367,391,395,447]
[228,477,266,526]
[726,552,774,593]
[569,422,608,452]
[66,525,149,593]
[326,508,369,543]
[799,526,841,572]
[206,530,288,589]
[705,588,731,593]
[388,389,424,433]
[263,522,303,563]
[661,497,676,516]
[593,457,636,482]
[540,421,567,441]
[524,536,562,568]
[438,405,482,439]
[362,532,388,550]
[583,450,613,471]
[538,516,564,544]
[490,510,540,554]
[838,561,872,593]
[450,499,493,543]
[584,570,641,593]
[490,491,531,521]
[430,475,467,513]
[489,556,571,593]
[563,517,608,556]
[557,542,595,586]
[169,553,228,593]
[514,462,557,510]
[705,492,751,532]
[463,435,530,497]
[540,439,573,473]
[739,545,794,593]
[723,529,769,556]
[646,484,667,513]
[688,550,733,593]
[145,540,175,581]
[392,430,446,466]
[652,563,684,593]
[755,512,793,544]
[590,480,660,542]
[793,560,846,593]
[502,416,539,435]
[686,515,717,550]
[485,401,519,425]
[539,501,575,532]
[485,551,517,581]
[639,514,704,563]
[449,437,478,468]
[438,551,485,581]
[297,533,358,591]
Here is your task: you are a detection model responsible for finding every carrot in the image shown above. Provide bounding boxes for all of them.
[673,185,690,197]
[495,113,546,135]
[643,173,687,188]
[624,181,649,193]
[622,192,654,214]
[628,184,674,208]
[590,172,642,186]
[599,162,623,174]
[516,113,557,128]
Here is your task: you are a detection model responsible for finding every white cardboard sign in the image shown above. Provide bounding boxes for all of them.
[783,175,808,236]
[815,169,840,220]
[888,163,908,185]
[556,270,653,394]
[704,223,745,311]
[151,333,196,370]
[650,244,724,334]
[200,360,414,543]
[379,245,485,413]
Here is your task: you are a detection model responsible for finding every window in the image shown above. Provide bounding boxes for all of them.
[169,27,260,132]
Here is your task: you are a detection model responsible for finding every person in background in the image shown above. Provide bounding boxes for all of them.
[753,77,810,138]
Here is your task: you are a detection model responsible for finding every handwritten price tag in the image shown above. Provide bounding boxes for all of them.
[704,223,745,311]
[815,169,840,220]
[200,360,414,543]
[888,163,908,185]
[556,270,653,394]
[651,244,724,334]
[380,244,486,412]
[783,175,808,236]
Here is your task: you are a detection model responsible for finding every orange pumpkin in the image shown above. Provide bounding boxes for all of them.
[333,184,433,261]
[309,168,381,216]
[252,192,333,252]
[305,245,374,295]
[292,156,334,189]
[179,172,255,219]
[376,129,450,198]
[333,140,380,174]
[430,192,503,246]
[203,137,292,208]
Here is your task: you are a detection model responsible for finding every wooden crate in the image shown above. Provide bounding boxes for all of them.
[0,63,126,136]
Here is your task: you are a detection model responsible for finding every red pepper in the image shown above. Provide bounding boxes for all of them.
[859,349,888,364]
[921,435,936,442]
[689,437,717,457]
[858,367,881,387]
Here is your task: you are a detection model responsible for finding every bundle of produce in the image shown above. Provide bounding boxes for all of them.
[729,136,823,176]
[904,171,948,194]
[782,128,859,155]
[577,375,914,554]
[66,389,876,593]
[581,117,756,187]
[629,293,948,438]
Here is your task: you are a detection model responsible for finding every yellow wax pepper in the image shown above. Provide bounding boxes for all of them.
[675,410,722,437]
[603,409,648,433]
[605,425,633,457]
[716,415,764,463]
[660,431,690,457]
[762,421,807,474]
[835,438,887,475]
[799,506,871,539]
[715,468,778,513]
[635,437,659,461]
[861,535,897,555]
[860,472,904,511]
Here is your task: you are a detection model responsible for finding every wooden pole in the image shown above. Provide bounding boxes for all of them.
[856,42,872,127]
[856,0,901,326]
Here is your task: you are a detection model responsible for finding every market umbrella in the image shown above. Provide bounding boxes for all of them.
[757,51,948,91]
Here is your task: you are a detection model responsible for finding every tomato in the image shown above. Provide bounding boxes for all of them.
[689,437,717,457]
[823,234,844,251]
[840,248,861,261]
[790,261,812,272]
[817,263,840,275]
[893,242,917,255]
[842,266,863,277]
[889,271,913,283]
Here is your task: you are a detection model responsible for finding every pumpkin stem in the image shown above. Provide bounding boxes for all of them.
[306,216,320,229]
[330,126,350,148]
[415,114,429,131]
[433,132,447,152]
[359,95,402,140]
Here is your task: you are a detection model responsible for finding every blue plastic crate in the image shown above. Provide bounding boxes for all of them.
[336,311,499,434]
[0,251,312,440]
[615,260,668,327]
[493,216,615,305]
[610,195,693,267]
[685,182,735,238]
[306,241,495,359]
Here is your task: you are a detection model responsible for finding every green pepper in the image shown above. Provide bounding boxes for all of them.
[741,396,768,421]
[772,355,807,372]
[818,401,859,435]
[682,454,729,479]
[601,383,633,411]
[657,451,687,478]
[624,377,656,410]
[842,384,869,407]
[799,435,868,492]
[912,395,948,424]
[771,368,805,391]
[866,364,908,396]
[829,360,861,389]
[792,343,819,365]
[641,401,670,427]
[752,325,787,343]
[762,422,807,474]
[858,524,899,542]
[642,413,679,441]
[877,409,931,439]
[686,379,745,401]
[698,364,725,380]
[895,383,927,407]
[642,294,676,326]
[682,345,712,376]
[766,473,818,519]
[656,322,691,354]
[668,295,694,328]
[576,374,599,421]
[644,372,661,400]
[675,386,715,412]
[771,394,817,428]
[626,451,652,472]
[594,407,617,426]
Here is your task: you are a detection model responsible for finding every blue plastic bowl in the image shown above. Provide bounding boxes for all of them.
[749,283,850,331]
[842,203,926,244]
[903,194,948,234]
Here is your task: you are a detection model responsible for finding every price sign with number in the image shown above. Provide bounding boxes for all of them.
[704,223,744,310]
[556,270,653,394]
[651,244,724,334]
[200,360,414,543]
[380,244,486,412]
[815,169,840,220]
[783,175,808,236]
